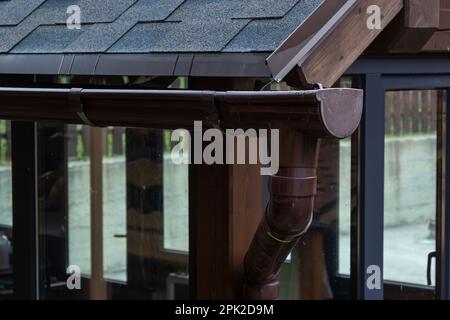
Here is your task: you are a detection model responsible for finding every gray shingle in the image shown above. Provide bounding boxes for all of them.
[121,0,185,22]
[0,0,136,52]
[167,0,299,20]
[11,0,185,53]
[64,0,185,52]
[233,0,300,18]
[0,0,325,54]
[33,0,136,24]
[223,0,325,52]
[109,19,250,53]
[0,0,45,26]
[11,24,88,53]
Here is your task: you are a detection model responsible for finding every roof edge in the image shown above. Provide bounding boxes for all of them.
[0,53,271,78]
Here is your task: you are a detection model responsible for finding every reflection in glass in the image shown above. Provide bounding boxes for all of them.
[38,124,189,299]
[384,90,442,287]
[0,120,12,299]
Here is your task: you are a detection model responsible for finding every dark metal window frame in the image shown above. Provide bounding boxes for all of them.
[11,121,39,299]
[345,56,450,300]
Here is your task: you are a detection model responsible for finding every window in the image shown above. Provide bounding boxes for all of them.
[38,124,189,299]
[383,90,444,289]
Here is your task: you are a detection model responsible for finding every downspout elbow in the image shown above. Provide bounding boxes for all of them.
[243,133,320,300]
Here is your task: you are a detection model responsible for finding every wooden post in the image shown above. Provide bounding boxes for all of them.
[190,78,263,299]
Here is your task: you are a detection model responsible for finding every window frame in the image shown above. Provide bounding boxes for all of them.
[344,57,450,300]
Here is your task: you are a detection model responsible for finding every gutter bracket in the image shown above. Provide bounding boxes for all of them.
[69,88,100,127]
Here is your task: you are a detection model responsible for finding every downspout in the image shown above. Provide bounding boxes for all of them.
[216,89,363,300]
[243,129,320,299]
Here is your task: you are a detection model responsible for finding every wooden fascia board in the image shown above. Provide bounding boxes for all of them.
[268,0,403,88]
[266,0,356,84]
[405,0,440,28]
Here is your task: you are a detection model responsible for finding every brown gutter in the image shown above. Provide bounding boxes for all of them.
[216,88,363,138]
[0,86,363,300]
[0,87,218,129]
[0,87,361,133]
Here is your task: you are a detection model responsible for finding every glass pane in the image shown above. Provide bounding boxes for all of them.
[38,124,189,300]
[384,90,442,288]
[0,120,12,299]
[102,127,126,282]
[68,125,91,277]
[338,138,352,276]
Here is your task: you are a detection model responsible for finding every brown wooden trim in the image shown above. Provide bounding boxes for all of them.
[440,0,450,29]
[267,0,354,83]
[268,0,403,87]
[440,10,450,29]
[190,78,263,299]
[405,0,440,28]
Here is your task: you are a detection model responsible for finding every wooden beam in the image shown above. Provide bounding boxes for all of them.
[269,0,403,88]
[423,30,450,51]
[440,0,450,29]
[267,0,353,85]
[190,78,263,299]
[405,0,440,28]
[369,0,440,53]
[298,231,325,300]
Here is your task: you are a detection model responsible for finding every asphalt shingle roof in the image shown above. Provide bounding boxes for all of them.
[0,0,325,54]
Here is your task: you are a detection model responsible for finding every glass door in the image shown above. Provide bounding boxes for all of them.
[383,90,446,299]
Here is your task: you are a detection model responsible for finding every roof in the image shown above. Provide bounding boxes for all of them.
[0,0,324,54]
[1,0,436,85]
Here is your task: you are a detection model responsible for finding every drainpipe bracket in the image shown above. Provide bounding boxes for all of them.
[69,88,101,127]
